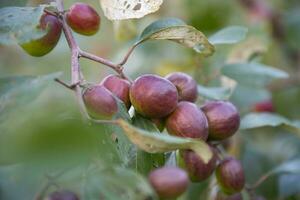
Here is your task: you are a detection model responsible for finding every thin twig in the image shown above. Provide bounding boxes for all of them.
[118,43,139,66]
[247,171,272,190]
[43,9,58,17]
[78,50,132,82]
[54,78,79,90]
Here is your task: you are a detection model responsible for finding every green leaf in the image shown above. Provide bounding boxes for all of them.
[0,0,27,8]
[0,72,62,124]
[0,6,47,45]
[222,62,289,87]
[240,113,300,133]
[209,26,248,45]
[198,85,232,100]
[279,174,300,198]
[132,113,160,132]
[117,119,213,163]
[137,18,215,56]
[80,166,156,200]
[272,159,300,174]
[132,114,164,175]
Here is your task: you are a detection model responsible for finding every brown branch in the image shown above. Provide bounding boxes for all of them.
[56,0,90,121]
[78,50,132,82]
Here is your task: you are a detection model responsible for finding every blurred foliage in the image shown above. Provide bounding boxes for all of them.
[0,0,300,199]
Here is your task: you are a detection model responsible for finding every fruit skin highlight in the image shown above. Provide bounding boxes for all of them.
[179,148,217,182]
[148,166,189,199]
[66,3,100,36]
[202,101,240,140]
[47,190,79,200]
[130,74,178,118]
[216,157,245,195]
[82,85,118,119]
[166,101,208,140]
[101,75,131,109]
[20,13,62,57]
[165,72,198,102]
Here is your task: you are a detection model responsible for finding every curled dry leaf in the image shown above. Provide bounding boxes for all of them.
[100,0,163,20]
[117,119,213,163]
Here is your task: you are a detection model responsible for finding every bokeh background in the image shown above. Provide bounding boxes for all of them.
[0,0,300,199]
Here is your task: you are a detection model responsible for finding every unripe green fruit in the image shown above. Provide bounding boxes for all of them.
[66,3,100,36]
[101,75,131,109]
[20,13,62,57]
[130,74,178,118]
[148,166,189,199]
[216,157,245,195]
[82,85,118,119]
[179,148,217,182]
[201,101,240,141]
[166,101,208,140]
[165,72,198,102]
[46,190,79,200]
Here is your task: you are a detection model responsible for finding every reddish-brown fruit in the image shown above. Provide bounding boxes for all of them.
[47,190,79,200]
[216,157,245,195]
[20,13,62,57]
[165,72,198,102]
[82,85,118,119]
[130,74,178,118]
[101,75,131,109]
[202,101,240,141]
[66,3,100,36]
[148,166,189,199]
[215,190,243,200]
[253,100,274,112]
[166,101,208,140]
[179,148,217,182]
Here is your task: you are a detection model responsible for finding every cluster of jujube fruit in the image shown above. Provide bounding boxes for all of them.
[82,72,245,199]
[25,2,246,199]
[20,2,100,56]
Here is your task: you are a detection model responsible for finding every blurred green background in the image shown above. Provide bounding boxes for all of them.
[0,0,300,199]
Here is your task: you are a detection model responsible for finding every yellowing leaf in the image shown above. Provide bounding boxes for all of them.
[137,18,215,56]
[100,0,163,20]
[117,119,213,163]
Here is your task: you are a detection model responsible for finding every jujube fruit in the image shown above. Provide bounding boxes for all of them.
[46,190,79,200]
[66,3,100,36]
[201,101,240,140]
[166,101,208,140]
[148,166,189,199]
[179,148,217,182]
[20,13,62,57]
[130,74,178,118]
[253,99,274,113]
[216,157,245,195]
[165,72,198,102]
[215,190,243,200]
[82,85,118,119]
[101,75,131,109]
